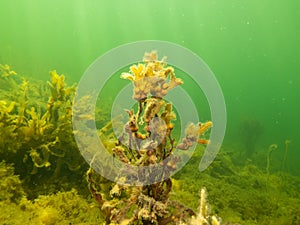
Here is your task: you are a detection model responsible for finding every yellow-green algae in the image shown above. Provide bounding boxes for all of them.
[0,161,25,203]
[0,65,89,199]
[172,145,300,225]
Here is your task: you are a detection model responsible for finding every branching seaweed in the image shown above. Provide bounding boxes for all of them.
[86,52,213,224]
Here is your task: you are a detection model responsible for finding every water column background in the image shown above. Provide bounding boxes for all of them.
[0,0,299,175]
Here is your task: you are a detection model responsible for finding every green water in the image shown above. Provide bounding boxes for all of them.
[1,0,299,173]
[1,1,300,224]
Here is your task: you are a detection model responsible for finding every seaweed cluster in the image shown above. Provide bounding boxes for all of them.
[0,64,87,197]
[0,65,104,222]
[85,52,214,224]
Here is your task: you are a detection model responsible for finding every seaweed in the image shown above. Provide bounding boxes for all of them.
[0,188,102,225]
[0,64,87,198]
[0,161,25,203]
[85,51,216,224]
[173,145,300,225]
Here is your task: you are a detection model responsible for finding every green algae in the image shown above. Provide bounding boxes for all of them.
[0,65,88,199]
[172,146,300,225]
[0,188,102,225]
[0,161,25,203]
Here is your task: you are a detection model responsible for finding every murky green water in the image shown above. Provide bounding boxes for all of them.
[1,1,299,224]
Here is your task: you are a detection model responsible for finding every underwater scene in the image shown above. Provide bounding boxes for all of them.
[1,1,300,225]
